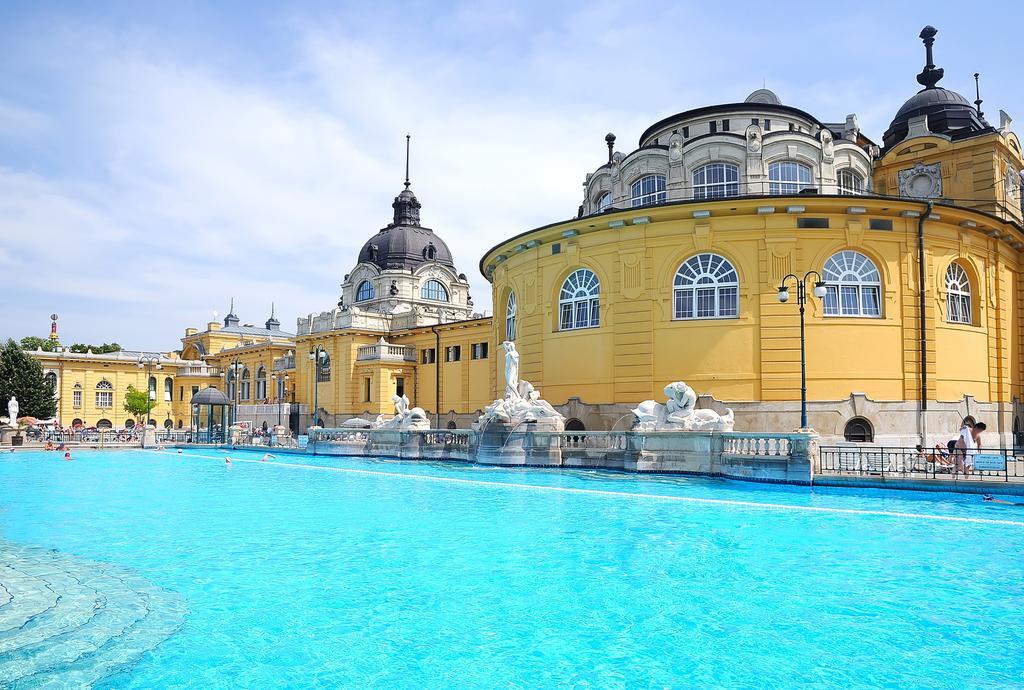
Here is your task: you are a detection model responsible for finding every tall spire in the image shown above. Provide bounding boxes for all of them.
[916,25,944,89]
[404,133,411,190]
[391,133,421,226]
[973,72,984,118]
[265,302,280,331]
[224,298,239,327]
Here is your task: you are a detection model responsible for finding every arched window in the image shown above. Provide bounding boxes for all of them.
[631,174,667,207]
[446,421,458,430]
[317,353,331,382]
[673,254,740,319]
[505,292,518,341]
[226,369,236,402]
[421,279,449,302]
[164,376,173,402]
[240,367,251,400]
[177,419,184,429]
[559,269,600,330]
[44,371,57,389]
[73,383,82,408]
[837,168,865,195]
[822,251,882,317]
[96,418,112,430]
[565,418,586,431]
[95,379,113,408]
[256,366,267,400]
[596,191,612,212]
[164,419,173,429]
[692,163,740,200]
[356,281,375,302]
[768,161,813,195]
[844,417,874,443]
[148,376,157,400]
[71,418,83,428]
[945,262,972,324]
[424,243,437,260]
[124,419,135,429]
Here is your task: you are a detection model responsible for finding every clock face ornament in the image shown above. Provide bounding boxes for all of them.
[898,162,942,199]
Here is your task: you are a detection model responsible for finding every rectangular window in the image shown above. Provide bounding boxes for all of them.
[552,243,561,255]
[797,218,829,229]
[682,126,689,138]
[721,119,729,132]
[869,219,893,231]
[192,386,199,398]
[445,346,462,363]
[471,342,489,360]
[396,377,405,398]
[364,377,372,402]
[179,386,184,401]
[95,391,113,408]
[751,118,759,125]
[788,123,795,131]
[764,119,771,131]
[709,121,717,134]
[421,348,436,364]
[73,390,82,408]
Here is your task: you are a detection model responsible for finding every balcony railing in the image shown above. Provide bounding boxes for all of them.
[356,343,416,362]
[273,356,295,372]
[177,364,222,377]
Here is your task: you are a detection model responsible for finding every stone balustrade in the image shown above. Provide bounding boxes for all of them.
[305,427,817,483]
[355,343,417,362]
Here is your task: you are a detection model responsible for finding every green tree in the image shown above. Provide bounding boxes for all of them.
[19,336,59,352]
[0,339,57,419]
[68,342,122,354]
[123,385,151,424]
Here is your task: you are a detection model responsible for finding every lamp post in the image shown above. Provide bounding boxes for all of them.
[137,354,162,427]
[309,345,327,430]
[777,271,828,430]
[226,358,244,429]
[272,372,290,428]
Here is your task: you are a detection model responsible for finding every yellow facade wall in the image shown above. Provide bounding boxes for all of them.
[483,195,1024,408]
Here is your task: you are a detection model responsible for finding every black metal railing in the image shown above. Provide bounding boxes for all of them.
[818,446,1024,482]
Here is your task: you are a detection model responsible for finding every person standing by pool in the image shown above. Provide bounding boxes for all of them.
[954,421,976,475]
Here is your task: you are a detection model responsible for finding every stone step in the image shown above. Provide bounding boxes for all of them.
[0,542,187,687]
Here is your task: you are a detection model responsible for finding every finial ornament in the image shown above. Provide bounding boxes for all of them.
[973,73,984,118]
[404,134,411,190]
[916,25,944,89]
[605,132,616,163]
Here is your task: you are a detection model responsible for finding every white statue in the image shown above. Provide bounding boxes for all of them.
[503,341,520,400]
[632,382,734,432]
[475,342,564,428]
[379,394,430,430]
[4,396,18,426]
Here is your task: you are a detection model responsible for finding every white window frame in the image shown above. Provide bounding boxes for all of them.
[837,168,865,195]
[822,250,882,318]
[95,380,113,408]
[421,279,449,302]
[559,269,600,331]
[945,262,972,325]
[505,292,517,341]
[768,161,813,195]
[692,163,740,200]
[356,280,375,302]
[73,384,82,408]
[673,254,740,320]
[630,174,667,207]
[596,191,612,212]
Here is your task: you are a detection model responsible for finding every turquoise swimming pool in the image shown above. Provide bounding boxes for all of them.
[1,448,1022,688]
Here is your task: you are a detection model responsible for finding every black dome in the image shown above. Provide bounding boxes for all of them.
[882,87,988,151]
[190,387,230,406]
[357,187,455,271]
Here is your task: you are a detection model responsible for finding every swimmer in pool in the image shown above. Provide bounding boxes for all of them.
[177,448,183,454]
[983,494,1024,506]
[224,456,231,465]
[261,453,276,462]
[63,452,72,461]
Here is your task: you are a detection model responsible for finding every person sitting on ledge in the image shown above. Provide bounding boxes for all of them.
[915,444,953,470]
[44,441,54,451]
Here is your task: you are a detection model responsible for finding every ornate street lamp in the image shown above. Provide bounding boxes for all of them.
[777,272,828,430]
[309,345,328,430]
[137,353,162,427]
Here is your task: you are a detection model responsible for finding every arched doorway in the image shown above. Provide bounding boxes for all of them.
[124,419,135,429]
[96,419,112,429]
[446,421,457,430]
[843,417,873,443]
[565,418,586,432]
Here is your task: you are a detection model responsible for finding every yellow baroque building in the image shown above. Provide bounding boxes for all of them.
[481,27,1024,446]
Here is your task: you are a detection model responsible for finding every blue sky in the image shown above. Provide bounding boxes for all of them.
[1,1,1021,350]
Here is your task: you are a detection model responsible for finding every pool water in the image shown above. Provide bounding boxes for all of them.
[1,448,1023,688]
